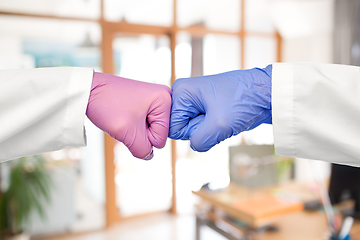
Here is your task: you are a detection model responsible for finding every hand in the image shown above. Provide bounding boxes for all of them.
[169,65,272,152]
[86,72,172,160]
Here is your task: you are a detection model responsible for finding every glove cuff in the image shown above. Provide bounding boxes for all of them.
[249,64,273,127]
[261,64,272,124]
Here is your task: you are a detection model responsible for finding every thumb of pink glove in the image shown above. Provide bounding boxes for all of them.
[86,72,172,160]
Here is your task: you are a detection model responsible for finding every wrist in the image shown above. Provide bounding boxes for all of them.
[261,64,272,124]
[86,72,110,119]
[263,64,273,82]
[91,72,107,91]
[252,64,272,107]
[262,64,272,108]
[251,64,273,126]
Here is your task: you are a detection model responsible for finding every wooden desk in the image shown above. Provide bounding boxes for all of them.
[193,182,360,240]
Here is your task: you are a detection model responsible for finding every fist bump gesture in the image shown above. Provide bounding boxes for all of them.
[87,65,272,159]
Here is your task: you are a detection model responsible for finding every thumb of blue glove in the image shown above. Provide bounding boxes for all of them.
[169,65,272,152]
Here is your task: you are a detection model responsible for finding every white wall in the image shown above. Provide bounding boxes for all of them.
[283,33,333,64]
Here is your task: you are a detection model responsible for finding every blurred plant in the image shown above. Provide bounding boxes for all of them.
[0,155,53,238]
[276,156,294,182]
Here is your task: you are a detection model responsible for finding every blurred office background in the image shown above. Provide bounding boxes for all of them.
[0,0,353,239]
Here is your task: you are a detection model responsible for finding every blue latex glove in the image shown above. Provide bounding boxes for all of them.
[169,65,272,152]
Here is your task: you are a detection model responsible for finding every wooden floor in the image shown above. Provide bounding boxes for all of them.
[34,213,227,240]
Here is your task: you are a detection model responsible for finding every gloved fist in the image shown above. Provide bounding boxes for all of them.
[169,65,272,152]
[86,72,171,160]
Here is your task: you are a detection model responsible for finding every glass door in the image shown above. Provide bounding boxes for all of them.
[113,34,173,218]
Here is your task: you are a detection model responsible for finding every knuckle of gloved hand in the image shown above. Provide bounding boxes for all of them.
[157,86,172,104]
[168,129,183,140]
[132,151,147,159]
[149,132,166,148]
[172,78,190,90]
[131,143,152,159]
[164,84,172,93]
[156,139,167,149]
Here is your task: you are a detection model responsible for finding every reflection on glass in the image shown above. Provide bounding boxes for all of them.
[114,142,172,217]
[175,31,192,79]
[113,34,172,217]
[176,137,238,214]
[203,34,240,75]
[175,32,241,80]
[241,124,274,145]
[0,16,101,69]
[105,0,173,26]
[175,33,241,214]
[113,34,171,86]
[0,0,100,19]
[177,0,240,32]
[245,0,275,32]
[245,36,276,69]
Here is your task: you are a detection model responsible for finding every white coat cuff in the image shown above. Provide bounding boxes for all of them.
[272,63,297,156]
[63,68,93,147]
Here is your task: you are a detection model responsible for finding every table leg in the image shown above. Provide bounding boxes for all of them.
[196,215,202,240]
[196,214,244,240]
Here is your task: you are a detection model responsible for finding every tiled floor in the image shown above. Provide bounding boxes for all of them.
[37,213,227,240]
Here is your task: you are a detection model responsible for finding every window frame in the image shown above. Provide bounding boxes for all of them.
[0,0,282,228]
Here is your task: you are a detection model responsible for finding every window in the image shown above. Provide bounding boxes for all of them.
[0,0,281,228]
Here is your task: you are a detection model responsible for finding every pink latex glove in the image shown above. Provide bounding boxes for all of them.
[86,72,172,160]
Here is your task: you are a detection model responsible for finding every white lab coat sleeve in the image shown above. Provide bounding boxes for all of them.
[272,63,360,166]
[0,67,93,162]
